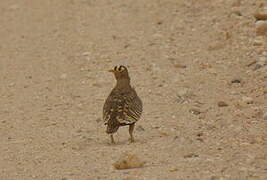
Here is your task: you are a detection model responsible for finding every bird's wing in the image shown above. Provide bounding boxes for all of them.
[103,89,142,125]
[122,89,143,124]
[103,92,114,123]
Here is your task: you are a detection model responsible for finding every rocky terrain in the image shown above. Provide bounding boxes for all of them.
[0,0,266,179]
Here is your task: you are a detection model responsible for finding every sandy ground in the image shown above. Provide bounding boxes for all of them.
[0,0,267,179]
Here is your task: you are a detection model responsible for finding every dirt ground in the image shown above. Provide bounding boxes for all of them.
[0,0,266,179]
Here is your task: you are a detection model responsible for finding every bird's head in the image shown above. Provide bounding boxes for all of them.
[108,65,130,81]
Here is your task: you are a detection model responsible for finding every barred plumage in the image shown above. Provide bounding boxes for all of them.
[103,65,143,144]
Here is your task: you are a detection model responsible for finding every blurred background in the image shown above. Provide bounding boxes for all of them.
[0,0,266,179]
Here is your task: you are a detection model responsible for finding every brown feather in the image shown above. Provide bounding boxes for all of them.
[103,66,142,134]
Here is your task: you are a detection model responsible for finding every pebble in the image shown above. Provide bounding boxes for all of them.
[92,83,102,87]
[255,21,267,36]
[254,57,267,70]
[189,108,201,115]
[113,153,145,170]
[254,64,263,71]
[242,97,254,104]
[82,52,91,56]
[231,79,241,83]
[231,7,242,16]
[263,112,267,120]
[253,36,265,46]
[254,8,267,21]
[218,101,229,107]
[159,131,169,137]
[173,63,187,69]
[168,166,179,173]
[184,153,199,158]
[8,83,15,87]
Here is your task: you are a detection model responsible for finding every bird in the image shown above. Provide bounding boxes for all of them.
[103,65,143,144]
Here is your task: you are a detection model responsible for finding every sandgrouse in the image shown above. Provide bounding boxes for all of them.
[103,65,143,144]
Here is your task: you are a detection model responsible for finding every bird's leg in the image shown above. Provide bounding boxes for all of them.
[110,134,115,144]
[129,123,135,143]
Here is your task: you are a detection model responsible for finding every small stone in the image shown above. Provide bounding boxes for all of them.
[92,83,102,87]
[189,108,201,115]
[157,21,163,25]
[159,131,169,137]
[263,112,267,120]
[113,153,145,170]
[169,167,179,172]
[253,40,263,46]
[253,36,265,46]
[174,64,187,69]
[200,62,212,69]
[8,83,15,87]
[254,10,267,21]
[225,31,231,40]
[82,52,91,56]
[184,153,199,158]
[218,101,229,107]
[242,97,254,104]
[254,64,264,70]
[254,57,267,70]
[255,21,267,36]
[231,79,241,83]
[231,8,242,16]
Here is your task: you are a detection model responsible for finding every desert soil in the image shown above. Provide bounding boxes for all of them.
[0,0,267,179]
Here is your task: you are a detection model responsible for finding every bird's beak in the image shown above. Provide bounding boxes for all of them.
[108,69,115,72]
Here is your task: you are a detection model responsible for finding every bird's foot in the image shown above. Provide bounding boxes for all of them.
[129,137,135,143]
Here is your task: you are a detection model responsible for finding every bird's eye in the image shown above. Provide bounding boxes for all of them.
[118,66,125,72]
